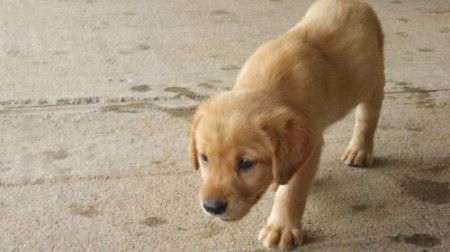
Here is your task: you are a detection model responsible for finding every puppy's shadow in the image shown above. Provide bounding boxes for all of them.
[371,155,449,175]
[313,155,449,196]
[303,155,449,246]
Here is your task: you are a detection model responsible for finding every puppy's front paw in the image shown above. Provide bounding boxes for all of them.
[341,146,373,167]
[258,223,303,250]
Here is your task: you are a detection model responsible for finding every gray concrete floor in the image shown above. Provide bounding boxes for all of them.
[1,0,449,251]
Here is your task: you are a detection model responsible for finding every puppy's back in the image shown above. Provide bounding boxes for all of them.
[235,0,384,124]
[294,0,383,58]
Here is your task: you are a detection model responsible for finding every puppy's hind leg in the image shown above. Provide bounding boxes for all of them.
[341,83,384,167]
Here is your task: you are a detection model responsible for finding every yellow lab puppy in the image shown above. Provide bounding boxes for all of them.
[189,0,384,249]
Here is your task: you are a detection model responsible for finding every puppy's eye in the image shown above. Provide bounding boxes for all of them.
[238,158,255,170]
[200,154,208,164]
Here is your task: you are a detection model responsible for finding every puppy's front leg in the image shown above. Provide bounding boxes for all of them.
[259,139,323,250]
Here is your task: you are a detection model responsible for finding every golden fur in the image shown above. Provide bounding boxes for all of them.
[189,0,384,249]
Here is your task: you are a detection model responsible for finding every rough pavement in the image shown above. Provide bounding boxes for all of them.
[1,0,449,251]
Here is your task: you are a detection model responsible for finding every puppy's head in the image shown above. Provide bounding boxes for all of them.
[189,91,314,221]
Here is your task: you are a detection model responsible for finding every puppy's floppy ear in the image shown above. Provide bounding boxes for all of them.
[188,108,202,170]
[262,107,315,185]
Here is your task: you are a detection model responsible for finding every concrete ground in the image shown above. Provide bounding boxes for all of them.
[1,0,449,251]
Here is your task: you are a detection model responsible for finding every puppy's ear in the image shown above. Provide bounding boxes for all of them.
[262,107,315,185]
[188,109,202,170]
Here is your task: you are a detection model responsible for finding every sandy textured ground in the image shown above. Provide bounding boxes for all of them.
[1,0,449,251]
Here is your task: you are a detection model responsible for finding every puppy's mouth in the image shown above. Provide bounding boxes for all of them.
[202,208,245,221]
[254,191,265,202]
[218,216,237,222]
[216,212,247,222]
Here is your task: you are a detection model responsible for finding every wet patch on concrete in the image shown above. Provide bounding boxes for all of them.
[198,79,222,89]
[405,126,423,132]
[402,86,437,108]
[303,229,325,245]
[176,226,188,231]
[105,57,117,65]
[422,157,450,175]
[6,50,20,57]
[69,203,99,217]
[38,99,49,105]
[104,97,154,103]
[119,50,133,55]
[390,233,441,248]
[395,81,410,86]
[351,203,371,212]
[419,9,450,15]
[158,106,197,119]
[151,160,163,165]
[102,101,196,119]
[199,82,214,89]
[0,98,31,109]
[211,9,231,15]
[43,149,69,164]
[210,9,239,24]
[418,48,434,53]
[385,94,397,100]
[208,53,219,59]
[395,31,408,37]
[130,85,151,92]
[221,65,240,71]
[397,18,408,23]
[350,203,386,213]
[56,97,100,105]
[164,87,209,101]
[390,0,403,4]
[135,44,150,51]
[425,165,449,175]
[102,103,153,113]
[140,217,167,227]
[440,27,450,33]
[400,177,450,205]
[32,178,45,185]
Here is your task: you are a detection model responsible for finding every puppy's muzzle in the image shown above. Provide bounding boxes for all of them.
[203,199,228,215]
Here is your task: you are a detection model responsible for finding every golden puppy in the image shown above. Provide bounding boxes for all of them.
[189,0,384,249]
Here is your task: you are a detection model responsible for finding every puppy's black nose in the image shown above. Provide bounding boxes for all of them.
[203,199,227,215]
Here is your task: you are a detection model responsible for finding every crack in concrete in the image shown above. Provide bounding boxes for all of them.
[0,96,199,116]
[1,88,447,109]
[0,170,192,188]
[384,88,450,94]
[0,96,170,108]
